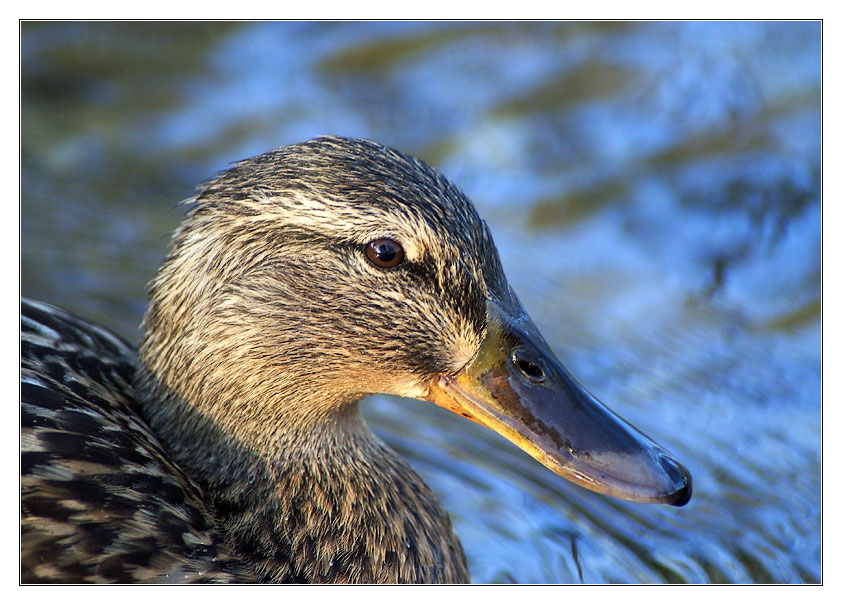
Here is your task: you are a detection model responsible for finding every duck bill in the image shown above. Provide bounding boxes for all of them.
[427,300,692,506]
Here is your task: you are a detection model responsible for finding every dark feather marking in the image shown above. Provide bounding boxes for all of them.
[21,301,253,583]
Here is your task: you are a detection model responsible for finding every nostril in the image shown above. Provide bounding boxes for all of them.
[512,351,546,383]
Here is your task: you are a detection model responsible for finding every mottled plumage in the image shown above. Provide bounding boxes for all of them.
[21,300,251,582]
[21,136,690,584]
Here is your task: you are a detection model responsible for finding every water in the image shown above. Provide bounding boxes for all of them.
[20,21,821,584]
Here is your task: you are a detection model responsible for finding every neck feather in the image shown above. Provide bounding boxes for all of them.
[134,364,468,583]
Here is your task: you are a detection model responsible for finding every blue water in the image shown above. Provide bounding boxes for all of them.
[21,21,821,583]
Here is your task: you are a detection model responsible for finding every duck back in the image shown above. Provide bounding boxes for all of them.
[20,299,251,583]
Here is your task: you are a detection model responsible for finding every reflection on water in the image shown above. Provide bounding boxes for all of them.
[21,21,820,583]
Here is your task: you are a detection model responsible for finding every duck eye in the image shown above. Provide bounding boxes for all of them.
[365,238,405,268]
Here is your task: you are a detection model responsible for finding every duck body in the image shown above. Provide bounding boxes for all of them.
[21,136,690,584]
[21,298,467,583]
[21,299,255,582]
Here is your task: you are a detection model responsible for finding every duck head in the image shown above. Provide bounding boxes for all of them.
[140,136,690,507]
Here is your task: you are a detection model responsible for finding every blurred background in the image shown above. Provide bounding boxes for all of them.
[20,21,821,583]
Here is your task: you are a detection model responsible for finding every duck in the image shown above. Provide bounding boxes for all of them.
[21,136,691,584]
